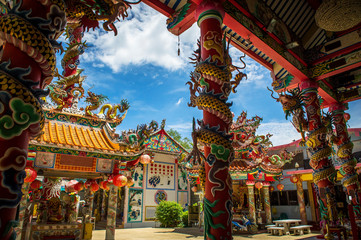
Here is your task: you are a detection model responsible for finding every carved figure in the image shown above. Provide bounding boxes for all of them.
[98,99,130,121]
[267,87,308,145]
[48,69,85,110]
[84,90,108,117]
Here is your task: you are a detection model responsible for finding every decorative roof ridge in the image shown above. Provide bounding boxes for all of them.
[28,142,145,159]
[149,128,189,154]
[43,108,121,128]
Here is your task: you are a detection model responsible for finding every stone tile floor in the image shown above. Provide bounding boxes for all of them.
[92,227,321,240]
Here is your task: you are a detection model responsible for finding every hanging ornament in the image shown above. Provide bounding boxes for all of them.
[315,0,361,32]
[277,183,284,191]
[24,167,37,183]
[140,154,151,164]
[344,113,351,122]
[191,186,198,192]
[90,182,99,192]
[30,180,42,189]
[100,181,110,191]
[84,179,92,189]
[177,34,180,56]
[126,176,135,187]
[290,176,299,184]
[113,174,127,187]
[269,186,275,192]
[255,182,263,190]
[74,181,84,192]
[65,180,78,193]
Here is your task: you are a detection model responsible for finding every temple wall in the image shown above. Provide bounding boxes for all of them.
[124,152,190,228]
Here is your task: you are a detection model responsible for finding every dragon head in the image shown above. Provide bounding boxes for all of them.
[267,87,304,119]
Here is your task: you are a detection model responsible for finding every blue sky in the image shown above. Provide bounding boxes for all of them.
[61,3,361,146]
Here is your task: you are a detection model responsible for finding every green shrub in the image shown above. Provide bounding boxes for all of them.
[182,211,188,227]
[155,201,183,227]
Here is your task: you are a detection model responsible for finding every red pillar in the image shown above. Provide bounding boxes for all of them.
[329,102,361,217]
[300,80,338,221]
[192,1,234,239]
[0,1,65,239]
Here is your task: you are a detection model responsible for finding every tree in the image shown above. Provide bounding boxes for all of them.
[167,129,192,150]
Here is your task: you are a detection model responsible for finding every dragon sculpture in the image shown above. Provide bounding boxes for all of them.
[267,87,308,146]
[268,84,339,221]
[65,0,141,35]
[98,99,130,122]
[84,90,108,117]
[186,35,246,165]
[48,69,85,110]
[0,0,66,238]
[119,120,159,149]
[185,28,247,239]
[230,111,293,168]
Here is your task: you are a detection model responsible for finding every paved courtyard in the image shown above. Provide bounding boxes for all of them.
[92,227,320,240]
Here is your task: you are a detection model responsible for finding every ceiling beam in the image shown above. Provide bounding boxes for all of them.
[310,48,361,81]
[142,0,175,16]
[223,1,309,84]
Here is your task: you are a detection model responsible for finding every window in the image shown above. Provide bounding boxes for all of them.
[279,192,288,205]
[288,190,298,205]
[271,191,279,206]
[271,191,299,206]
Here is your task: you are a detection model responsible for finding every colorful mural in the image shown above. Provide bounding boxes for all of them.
[178,167,188,190]
[132,165,144,188]
[154,190,167,204]
[128,189,143,223]
[147,162,175,190]
[34,152,56,168]
[96,158,114,173]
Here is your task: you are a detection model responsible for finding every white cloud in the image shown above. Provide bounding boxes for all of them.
[257,121,302,146]
[229,47,270,89]
[81,3,200,73]
[176,97,184,106]
[167,122,193,137]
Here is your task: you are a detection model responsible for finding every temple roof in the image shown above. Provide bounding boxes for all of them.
[39,120,121,153]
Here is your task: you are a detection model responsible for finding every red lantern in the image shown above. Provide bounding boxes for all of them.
[255,182,263,190]
[24,167,37,183]
[113,174,127,187]
[65,180,78,193]
[270,186,275,192]
[74,182,84,192]
[277,183,284,191]
[84,180,92,189]
[126,176,134,187]
[90,182,99,192]
[30,180,42,189]
[290,176,299,184]
[140,154,151,164]
[344,113,351,122]
[100,181,109,190]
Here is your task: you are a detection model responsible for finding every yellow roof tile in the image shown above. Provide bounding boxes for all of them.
[68,125,80,146]
[62,124,72,145]
[55,123,65,144]
[39,120,120,152]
